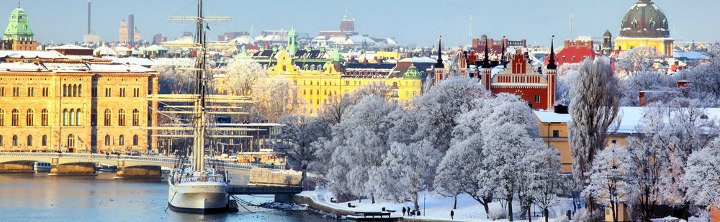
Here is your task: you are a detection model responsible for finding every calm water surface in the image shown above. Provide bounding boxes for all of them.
[0,172,333,222]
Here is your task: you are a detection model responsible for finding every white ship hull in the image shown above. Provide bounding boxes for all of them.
[168,180,228,213]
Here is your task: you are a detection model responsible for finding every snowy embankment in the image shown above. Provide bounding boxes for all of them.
[297,188,577,222]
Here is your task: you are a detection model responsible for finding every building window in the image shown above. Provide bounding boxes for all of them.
[119,135,125,146]
[92,87,97,97]
[78,85,82,97]
[91,109,97,126]
[68,109,74,126]
[42,87,49,97]
[0,135,3,146]
[68,134,75,148]
[553,130,560,138]
[0,87,4,96]
[104,135,110,146]
[104,109,112,126]
[120,88,126,97]
[0,109,4,126]
[13,87,19,97]
[133,135,138,146]
[11,109,19,126]
[132,109,139,126]
[27,135,32,146]
[534,94,541,103]
[62,109,68,126]
[105,88,111,97]
[42,135,47,146]
[12,135,18,146]
[27,87,34,97]
[75,109,81,126]
[612,140,617,144]
[118,109,126,126]
[26,109,34,126]
[63,85,67,97]
[41,109,48,126]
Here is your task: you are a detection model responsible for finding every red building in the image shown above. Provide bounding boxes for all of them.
[464,39,557,110]
[544,40,597,66]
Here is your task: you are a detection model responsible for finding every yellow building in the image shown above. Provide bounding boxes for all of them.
[0,51,160,153]
[265,50,422,115]
[614,0,673,57]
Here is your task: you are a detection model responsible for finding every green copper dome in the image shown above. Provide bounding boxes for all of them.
[330,47,342,62]
[403,65,421,80]
[4,6,33,41]
[287,26,298,57]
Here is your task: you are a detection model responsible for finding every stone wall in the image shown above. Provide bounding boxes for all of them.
[249,168,301,185]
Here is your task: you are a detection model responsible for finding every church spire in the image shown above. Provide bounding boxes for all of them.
[435,36,444,68]
[481,37,492,68]
[547,35,557,70]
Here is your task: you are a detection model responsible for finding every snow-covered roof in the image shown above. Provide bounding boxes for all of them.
[0,50,66,59]
[673,51,706,60]
[0,62,48,72]
[534,110,571,123]
[46,44,91,50]
[535,107,720,134]
[399,57,436,63]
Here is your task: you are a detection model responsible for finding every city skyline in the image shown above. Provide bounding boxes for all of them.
[3,0,719,47]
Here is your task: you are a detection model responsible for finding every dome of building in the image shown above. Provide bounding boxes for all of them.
[620,0,670,38]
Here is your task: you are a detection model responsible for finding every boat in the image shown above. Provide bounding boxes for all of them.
[95,163,117,172]
[33,161,51,173]
[166,0,233,213]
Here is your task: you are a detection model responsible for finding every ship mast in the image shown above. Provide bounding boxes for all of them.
[192,0,207,172]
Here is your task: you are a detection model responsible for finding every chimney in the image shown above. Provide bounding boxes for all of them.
[87,0,91,34]
[128,14,135,44]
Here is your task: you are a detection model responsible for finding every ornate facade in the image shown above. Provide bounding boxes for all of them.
[614,0,674,57]
[0,53,160,153]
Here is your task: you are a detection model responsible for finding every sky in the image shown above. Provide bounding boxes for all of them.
[3,0,719,47]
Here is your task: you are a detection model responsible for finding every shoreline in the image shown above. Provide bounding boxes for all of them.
[292,194,454,222]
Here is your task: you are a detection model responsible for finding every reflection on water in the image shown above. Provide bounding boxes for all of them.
[0,172,332,222]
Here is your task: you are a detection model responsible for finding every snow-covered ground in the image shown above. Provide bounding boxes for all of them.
[298,188,577,222]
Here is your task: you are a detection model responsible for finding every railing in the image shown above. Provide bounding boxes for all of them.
[0,152,260,170]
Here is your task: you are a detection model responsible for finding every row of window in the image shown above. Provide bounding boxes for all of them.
[99,87,142,98]
[0,108,141,127]
[0,109,49,126]
[63,84,82,97]
[0,134,140,147]
[0,87,50,97]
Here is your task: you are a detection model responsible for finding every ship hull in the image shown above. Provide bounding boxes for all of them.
[168,181,228,213]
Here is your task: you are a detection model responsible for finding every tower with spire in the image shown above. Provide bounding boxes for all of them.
[2,4,37,50]
[287,26,298,57]
[480,38,493,91]
[546,36,557,110]
[433,36,445,85]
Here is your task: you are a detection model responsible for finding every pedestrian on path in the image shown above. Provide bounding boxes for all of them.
[451,210,454,220]
[402,207,406,216]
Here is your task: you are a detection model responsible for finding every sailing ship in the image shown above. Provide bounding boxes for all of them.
[164,0,239,213]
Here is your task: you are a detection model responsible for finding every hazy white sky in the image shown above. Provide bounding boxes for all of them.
[4,0,718,47]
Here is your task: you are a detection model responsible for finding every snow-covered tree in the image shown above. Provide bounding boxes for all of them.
[151,58,196,94]
[408,76,485,154]
[325,96,398,202]
[682,141,720,210]
[568,57,620,186]
[528,147,565,222]
[224,55,267,96]
[250,76,299,122]
[374,140,440,211]
[556,63,580,105]
[617,71,677,106]
[274,115,330,188]
[616,46,661,75]
[583,146,638,222]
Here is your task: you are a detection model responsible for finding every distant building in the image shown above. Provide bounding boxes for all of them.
[470,35,526,61]
[602,30,613,55]
[543,40,596,66]
[152,34,166,45]
[614,0,673,57]
[119,19,141,43]
[2,6,37,50]
[339,13,355,33]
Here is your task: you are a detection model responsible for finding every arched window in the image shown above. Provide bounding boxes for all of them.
[118,135,125,146]
[41,109,48,126]
[11,109,19,126]
[0,135,3,146]
[62,109,68,126]
[133,135,138,146]
[26,109,34,126]
[68,109,74,126]
[67,134,75,148]
[132,109,139,126]
[62,84,66,97]
[75,109,81,126]
[104,109,111,126]
[0,108,4,126]
[78,85,82,97]
[12,135,18,146]
[118,109,126,126]
[104,135,110,146]
[27,135,32,146]
[72,85,77,97]
[42,135,47,146]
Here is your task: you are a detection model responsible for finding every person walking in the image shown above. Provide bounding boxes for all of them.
[451,210,454,220]
[402,207,406,216]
